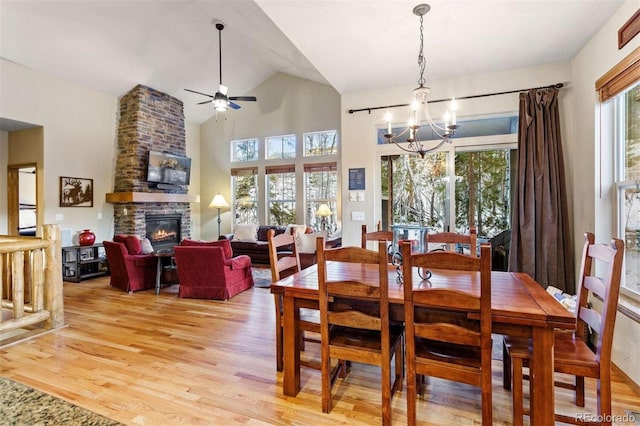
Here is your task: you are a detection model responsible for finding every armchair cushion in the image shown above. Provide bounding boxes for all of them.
[225,255,252,270]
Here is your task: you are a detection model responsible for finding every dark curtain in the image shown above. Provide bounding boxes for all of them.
[508,88,575,294]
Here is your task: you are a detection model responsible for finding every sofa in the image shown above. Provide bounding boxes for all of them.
[103,235,157,293]
[173,238,254,300]
[220,224,341,269]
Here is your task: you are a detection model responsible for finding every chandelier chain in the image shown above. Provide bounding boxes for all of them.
[417,14,426,87]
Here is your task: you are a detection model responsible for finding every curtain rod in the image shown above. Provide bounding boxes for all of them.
[347,82,564,114]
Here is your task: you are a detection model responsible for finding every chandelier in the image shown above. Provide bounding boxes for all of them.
[384,4,459,158]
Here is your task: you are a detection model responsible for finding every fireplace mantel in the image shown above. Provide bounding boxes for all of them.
[106,192,199,204]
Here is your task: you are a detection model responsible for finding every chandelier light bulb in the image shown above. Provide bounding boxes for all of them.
[385,111,392,134]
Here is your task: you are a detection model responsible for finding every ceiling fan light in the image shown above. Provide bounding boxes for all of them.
[214,99,228,111]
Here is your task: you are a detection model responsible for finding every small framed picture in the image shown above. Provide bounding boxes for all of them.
[60,177,93,207]
[348,168,365,190]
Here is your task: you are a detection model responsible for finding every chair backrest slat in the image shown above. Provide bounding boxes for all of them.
[361,224,393,250]
[574,232,624,363]
[267,228,301,282]
[318,238,390,345]
[402,241,492,352]
[425,227,478,257]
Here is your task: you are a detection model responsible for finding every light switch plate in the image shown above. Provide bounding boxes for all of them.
[349,191,357,202]
[55,213,63,221]
[352,211,365,221]
[357,191,365,201]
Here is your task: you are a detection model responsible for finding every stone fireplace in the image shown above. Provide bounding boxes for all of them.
[107,84,193,244]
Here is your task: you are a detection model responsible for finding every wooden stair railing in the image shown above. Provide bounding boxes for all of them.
[0,224,64,334]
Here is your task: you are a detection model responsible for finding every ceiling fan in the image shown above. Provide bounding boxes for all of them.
[185,22,257,111]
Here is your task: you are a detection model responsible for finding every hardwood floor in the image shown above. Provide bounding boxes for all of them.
[1,276,638,425]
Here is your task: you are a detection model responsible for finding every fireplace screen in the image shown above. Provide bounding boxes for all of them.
[145,214,181,251]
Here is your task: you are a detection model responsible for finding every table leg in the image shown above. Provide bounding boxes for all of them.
[530,327,555,425]
[282,295,301,396]
[155,257,162,295]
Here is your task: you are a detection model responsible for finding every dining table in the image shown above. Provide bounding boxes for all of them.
[270,261,576,426]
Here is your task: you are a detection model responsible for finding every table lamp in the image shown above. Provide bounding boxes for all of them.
[209,194,229,238]
[316,204,332,231]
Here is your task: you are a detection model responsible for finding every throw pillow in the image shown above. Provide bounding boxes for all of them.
[140,237,154,254]
[329,229,342,240]
[233,223,258,241]
[285,224,307,237]
[297,231,328,254]
[123,235,143,255]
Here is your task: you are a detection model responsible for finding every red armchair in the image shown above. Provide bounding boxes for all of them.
[174,239,254,300]
[103,240,157,293]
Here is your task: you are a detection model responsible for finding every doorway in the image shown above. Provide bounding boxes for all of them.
[7,163,38,236]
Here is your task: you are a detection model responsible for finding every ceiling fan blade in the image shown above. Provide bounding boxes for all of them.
[197,100,213,105]
[184,88,215,98]
[228,101,242,110]
[229,96,257,102]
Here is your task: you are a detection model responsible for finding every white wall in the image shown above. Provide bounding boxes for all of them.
[1,59,117,244]
[571,0,640,387]
[340,62,572,247]
[199,72,341,241]
[0,58,203,243]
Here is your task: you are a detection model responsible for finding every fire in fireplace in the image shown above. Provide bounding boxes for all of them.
[145,214,181,251]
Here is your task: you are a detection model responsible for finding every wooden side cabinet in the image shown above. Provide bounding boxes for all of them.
[62,244,109,282]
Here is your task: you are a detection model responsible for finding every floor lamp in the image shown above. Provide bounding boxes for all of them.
[316,204,332,231]
[209,194,229,238]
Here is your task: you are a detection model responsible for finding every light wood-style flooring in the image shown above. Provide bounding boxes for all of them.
[1,276,639,425]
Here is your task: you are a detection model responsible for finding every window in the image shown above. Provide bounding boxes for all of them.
[380,116,517,242]
[304,163,337,231]
[232,167,258,225]
[231,138,258,162]
[455,148,514,238]
[304,130,338,156]
[266,134,296,159]
[613,81,640,297]
[598,46,640,299]
[266,165,296,225]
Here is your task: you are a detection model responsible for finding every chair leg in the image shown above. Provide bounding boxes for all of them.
[575,375,585,407]
[276,324,283,372]
[598,374,613,426]
[406,370,417,426]
[503,339,512,390]
[321,355,332,414]
[381,357,392,426]
[512,355,524,426]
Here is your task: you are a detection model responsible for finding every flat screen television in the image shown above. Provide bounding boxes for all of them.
[147,150,191,185]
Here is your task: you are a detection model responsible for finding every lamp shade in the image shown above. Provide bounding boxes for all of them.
[316,204,332,217]
[209,194,229,209]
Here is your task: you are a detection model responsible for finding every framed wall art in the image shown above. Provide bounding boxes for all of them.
[59,176,94,207]
[348,167,365,190]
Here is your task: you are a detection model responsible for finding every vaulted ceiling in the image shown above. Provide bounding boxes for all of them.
[0,0,624,125]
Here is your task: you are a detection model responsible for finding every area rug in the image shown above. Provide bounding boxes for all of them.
[0,376,122,425]
[252,266,272,288]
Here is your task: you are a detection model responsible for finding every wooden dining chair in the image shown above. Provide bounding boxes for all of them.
[317,238,404,426]
[361,223,393,249]
[401,241,492,425]
[267,229,321,372]
[503,232,624,426]
[425,226,478,256]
